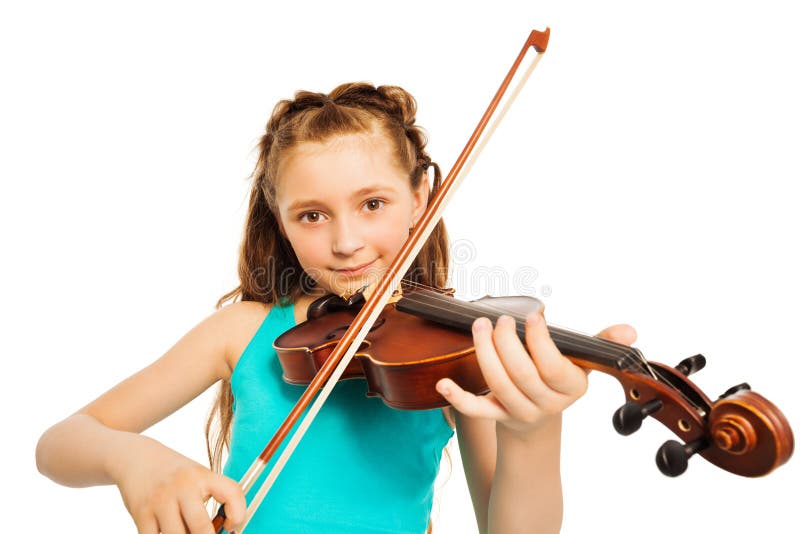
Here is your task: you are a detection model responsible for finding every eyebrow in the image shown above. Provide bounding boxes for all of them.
[286,184,398,212]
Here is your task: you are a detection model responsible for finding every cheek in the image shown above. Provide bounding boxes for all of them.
[285,228,328,269]
[367,211,412,257]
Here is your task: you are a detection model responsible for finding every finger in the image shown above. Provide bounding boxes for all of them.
[436,378,511,421]
[524,309,587,397]
[204,473,247,533]
[179,493,214,534]
[471,315,544,417]
[595,323,637,346]
[485,314,552,410]
[153,500,186,534]
[133,512,159,534]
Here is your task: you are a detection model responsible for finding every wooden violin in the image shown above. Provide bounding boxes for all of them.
[274,284,794,478]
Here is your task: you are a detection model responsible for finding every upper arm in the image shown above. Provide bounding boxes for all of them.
[78,302,250,434]
[453,409,497,534]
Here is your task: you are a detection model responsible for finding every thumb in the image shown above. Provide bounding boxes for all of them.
[595,323,637,346]
[206,472,247,532]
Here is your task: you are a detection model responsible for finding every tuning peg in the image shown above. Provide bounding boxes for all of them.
[718,382,751,400]
[655,438,708,477]
[675,354,706,376]
[612,399,663,436]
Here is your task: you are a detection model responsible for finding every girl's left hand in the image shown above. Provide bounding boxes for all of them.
[436,307,637,438]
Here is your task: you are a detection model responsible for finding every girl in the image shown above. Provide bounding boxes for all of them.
[36,82,636,533]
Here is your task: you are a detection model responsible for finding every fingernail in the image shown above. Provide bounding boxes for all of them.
[473,317,489,332]
[528,310,541,325]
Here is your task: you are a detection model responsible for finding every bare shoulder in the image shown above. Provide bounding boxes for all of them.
[219,295,318,374]
[218,300,272,375]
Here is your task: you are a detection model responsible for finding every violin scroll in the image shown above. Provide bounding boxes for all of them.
[609,358,794,478]
[702,389,794,477]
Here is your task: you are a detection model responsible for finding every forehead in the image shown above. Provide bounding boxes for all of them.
[275,133,408,203]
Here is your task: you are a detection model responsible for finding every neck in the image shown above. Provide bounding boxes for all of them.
[395,288,642,372]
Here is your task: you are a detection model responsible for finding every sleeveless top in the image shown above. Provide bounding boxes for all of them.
[222,302,454,533]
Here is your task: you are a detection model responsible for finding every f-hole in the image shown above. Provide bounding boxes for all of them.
[325,317,386,340]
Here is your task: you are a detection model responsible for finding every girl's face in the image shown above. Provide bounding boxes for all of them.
[275,132,427,298]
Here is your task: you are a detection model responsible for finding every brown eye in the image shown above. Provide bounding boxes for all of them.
[364,199,385,211]
[300,211,322,223]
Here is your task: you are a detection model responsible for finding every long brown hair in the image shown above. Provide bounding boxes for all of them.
[205,82,450,473]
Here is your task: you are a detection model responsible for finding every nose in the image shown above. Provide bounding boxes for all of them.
[331,216,364,257]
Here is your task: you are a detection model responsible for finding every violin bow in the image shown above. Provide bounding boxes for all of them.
[214,27,551,533]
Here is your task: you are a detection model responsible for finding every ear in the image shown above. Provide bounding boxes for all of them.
[410,179,429,227]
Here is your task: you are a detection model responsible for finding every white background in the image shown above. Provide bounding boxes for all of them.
[3,1,798,533]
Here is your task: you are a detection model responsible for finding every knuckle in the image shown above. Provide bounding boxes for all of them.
[540,367,566,386]
[132,503,153,521]
[230,492,246,511]
[181,465,203,483]
[186,514,213,534]
[453,394,477,415]
[222,474,242,495]
[512,361,538,384]
[446,390,467,408]
[488,380,515,401]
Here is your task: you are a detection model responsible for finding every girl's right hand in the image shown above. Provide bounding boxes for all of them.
[110,433,245,534]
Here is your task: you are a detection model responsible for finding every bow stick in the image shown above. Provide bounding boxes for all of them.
[214,27,551,533]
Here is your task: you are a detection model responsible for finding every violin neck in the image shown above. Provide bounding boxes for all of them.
[395,291,639,372]
[545,325,635,371]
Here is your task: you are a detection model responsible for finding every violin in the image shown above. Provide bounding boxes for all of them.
[275,283,794,478]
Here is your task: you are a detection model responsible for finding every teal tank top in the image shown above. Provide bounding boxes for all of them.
[222,302,454,533]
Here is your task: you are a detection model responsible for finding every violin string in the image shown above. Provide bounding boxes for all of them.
[471,299,647,372]
[399,280,659,379]
[399,288,653,377]
[399,278,451,295]
[400,282,633,364]
[390,282,700,412]
[344,254,657,378]
[401,289,715,415]
[402,289,712,419]
[347,284,706,433]
[400,286,637,365]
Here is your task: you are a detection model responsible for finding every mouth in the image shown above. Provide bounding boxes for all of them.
[332,260,377,278]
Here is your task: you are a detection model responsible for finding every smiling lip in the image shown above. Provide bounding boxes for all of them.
[333,260,376,277]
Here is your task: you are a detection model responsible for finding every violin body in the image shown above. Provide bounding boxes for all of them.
[275,294,543,409]
[276,304,478,409]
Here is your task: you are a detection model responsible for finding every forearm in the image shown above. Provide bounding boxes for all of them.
[35,413,141,488]
[487,415,564,534]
